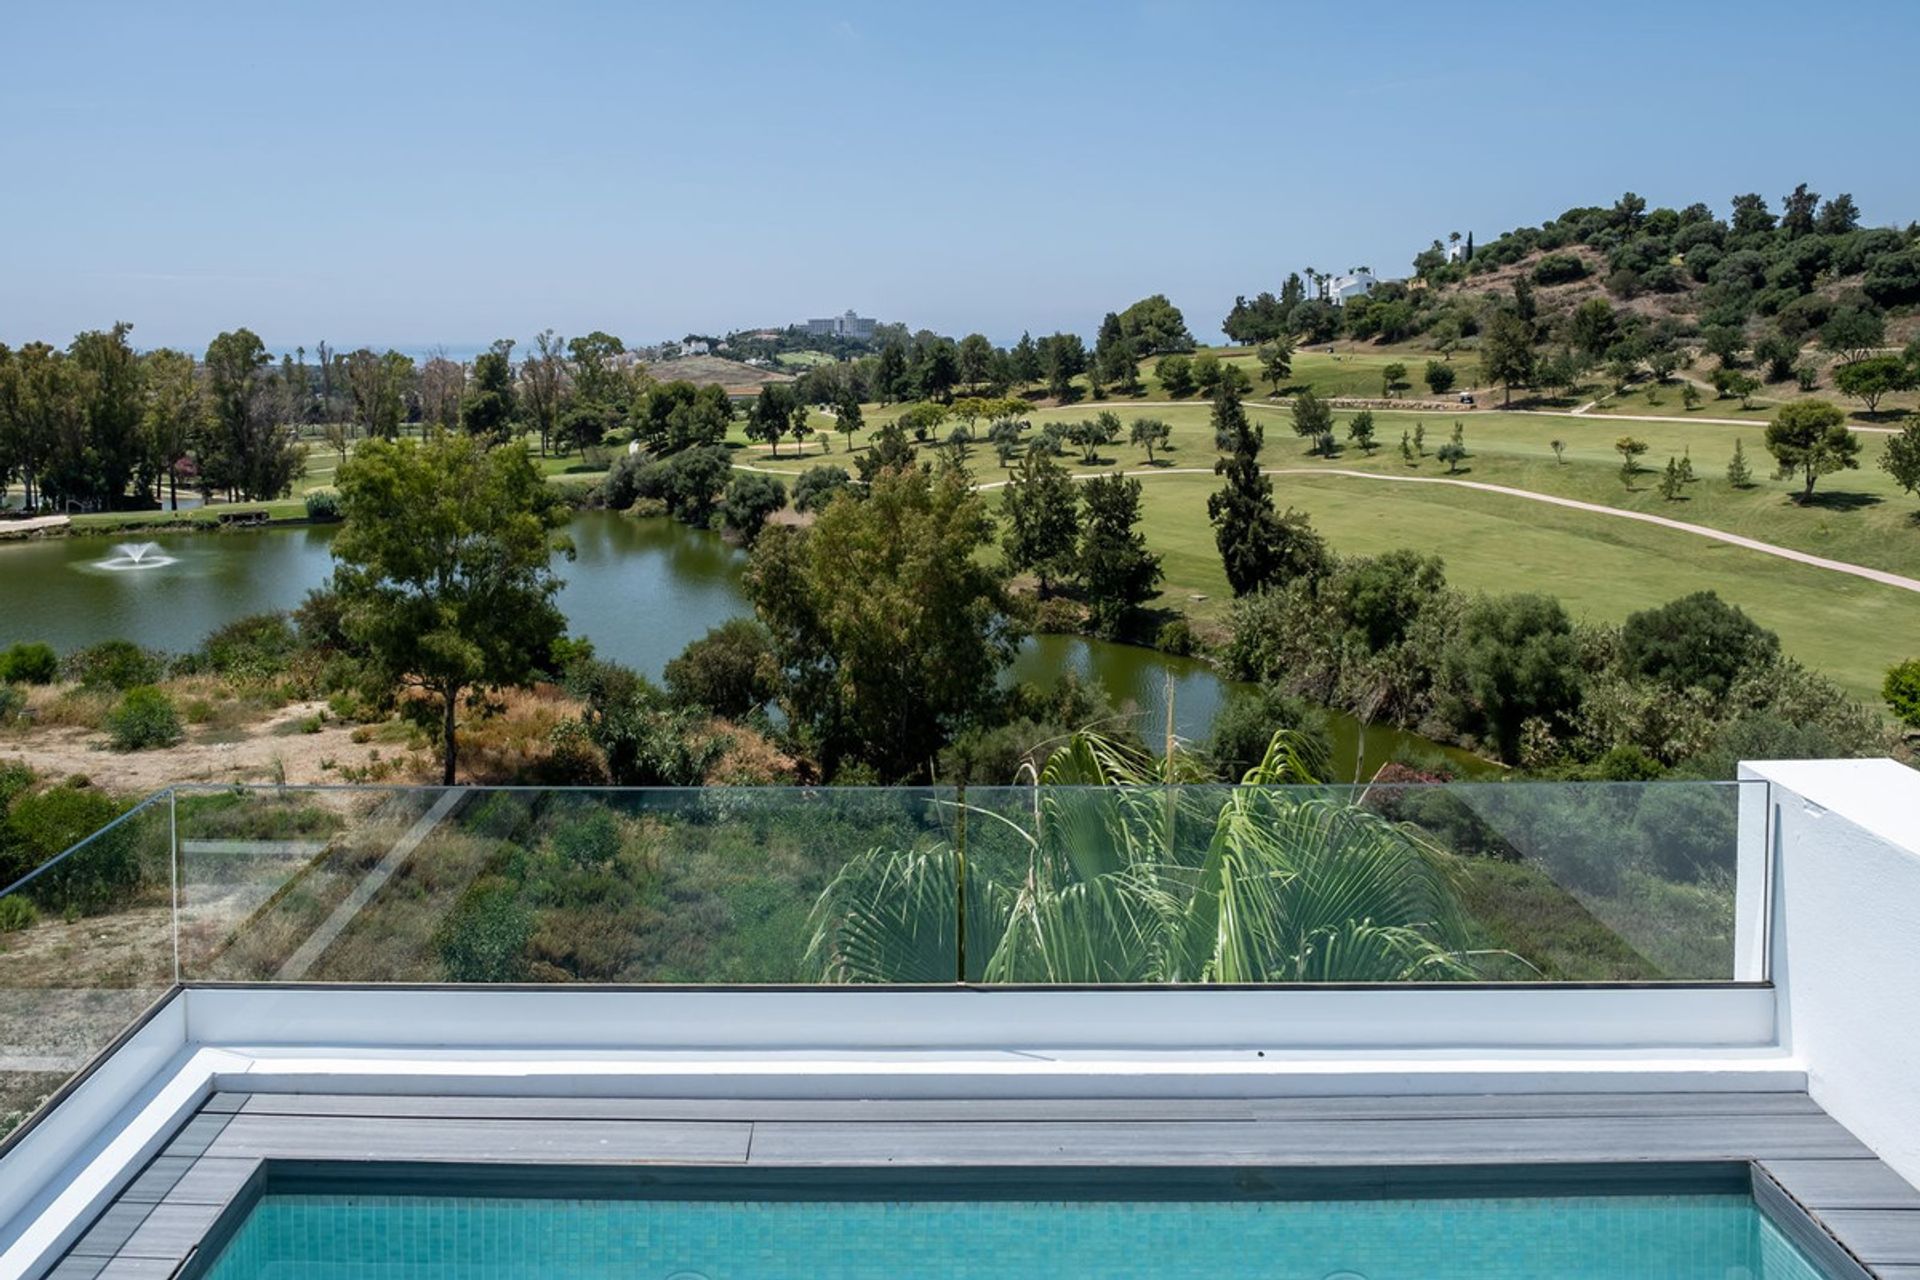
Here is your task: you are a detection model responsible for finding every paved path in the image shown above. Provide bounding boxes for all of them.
[0,514,71,538]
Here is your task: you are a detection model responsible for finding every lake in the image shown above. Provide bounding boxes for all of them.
[0,513,1487,778]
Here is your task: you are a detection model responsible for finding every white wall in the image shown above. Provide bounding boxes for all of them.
[1748,758,1920,1186]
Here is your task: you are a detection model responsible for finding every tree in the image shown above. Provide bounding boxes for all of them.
[140,348,200,511]
[1008,332,1041,386]
[1155,353,1195,398]
[1042,334,1087,401]
[419,352,466,437]
[1879,422,1920,508]
[1257,337,1294,393]
[1289,387,1335,456]
[1833,356,1911,415]
[1000,450,1080,595]
[1658,456,1684,501]
[68,322,145,507]
[1399,431,1413,464]
[1423,360,1456,395]
[1765,400,1860,502]
[1347,409,1376,453]
[1727,437,1754,488]
[1884,659,1920,730]
[1820,306,1885,364]
[1615,435,1649,486]
[1480,310,1536,406]
[330,436,569,784]
[957,333,995,391]
[1129,416,1170,463]
[1436,441,1466,473]
[1380,361,1407,398]
[744,464,1017,779]
[792,464,851,514]
[1413,422,1426,456]
[521,330,570,456]
[1438,593,1582,764]
[1078,472,1162,638]
[874,342,910,403]
[663,618,778,719]
[747,384,796,457]
[1114,294,1195,354]
[461,339,518,444]
[834,386,864,452]
[722,471,787,545]
[1723,370,1761,410]
[1549,439,1566,465]
[1620,591,1780,698]
[346,348,413,441]
[1209,381,1326,596]
[1681,382,1702,411]
[204,328,305,501]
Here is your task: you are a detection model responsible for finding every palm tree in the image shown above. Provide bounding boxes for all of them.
[805,731,1482,984]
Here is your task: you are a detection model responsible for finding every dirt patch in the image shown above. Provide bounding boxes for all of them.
[0,699,385,791]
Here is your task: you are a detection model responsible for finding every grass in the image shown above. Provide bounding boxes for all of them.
[740,394,1920,703]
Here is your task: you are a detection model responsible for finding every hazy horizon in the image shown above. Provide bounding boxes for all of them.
[4,0,1917,354]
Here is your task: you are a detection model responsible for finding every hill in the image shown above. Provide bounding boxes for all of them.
[642,354,795,396]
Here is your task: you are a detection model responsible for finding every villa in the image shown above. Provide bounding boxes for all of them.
[1,757,1919,1277]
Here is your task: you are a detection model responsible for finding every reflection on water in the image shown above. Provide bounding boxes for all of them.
[0,512,1486,769]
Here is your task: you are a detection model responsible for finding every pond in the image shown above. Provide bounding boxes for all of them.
[0,513,1488,778]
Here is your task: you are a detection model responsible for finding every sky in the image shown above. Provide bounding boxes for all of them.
[2,0,1916,354]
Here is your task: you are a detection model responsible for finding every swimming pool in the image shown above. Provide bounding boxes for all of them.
[198,1185,1833,1280]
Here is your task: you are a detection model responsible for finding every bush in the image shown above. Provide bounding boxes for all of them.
[435,876,533,982]
[0,894,36,932]
[1204,687,1331,782]
[1155,618,1195,657]
[302,490,342,522]
[0,643,58,685]
[0,686,25,727]
[600,452,657,511]
[1531,253,1589,285]
[64,640,164,691]
[548,805,621,868]
[106,686,183,751]
[1423,361,1456,395]
[663,619,778,718]
[792,464,852,514]
[721,471,787,546]
[1886,659,1920,729]
[627,496,668,519]
[1,784,135,907]
[199,613,300,679]
[1620,591,1779,698]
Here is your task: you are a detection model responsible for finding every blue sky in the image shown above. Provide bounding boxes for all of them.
[2,0,1915,353]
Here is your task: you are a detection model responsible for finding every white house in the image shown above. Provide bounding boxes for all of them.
[1324,271,1379,307]
[679,339,710,357]
[1446,239,1470,264]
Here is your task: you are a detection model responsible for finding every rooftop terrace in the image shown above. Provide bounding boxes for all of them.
[0,758,1916,1277]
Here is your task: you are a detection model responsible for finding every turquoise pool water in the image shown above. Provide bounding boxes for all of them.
[201,1191,1830,1279]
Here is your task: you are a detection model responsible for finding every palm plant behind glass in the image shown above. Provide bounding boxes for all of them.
[805,731,1481,984]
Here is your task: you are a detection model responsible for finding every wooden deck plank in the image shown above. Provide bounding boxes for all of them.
[1810,1210,1920,1266]
[1764,1159,1920,1211]
[205,1113,754,1165]
[742,1114,1871,1167]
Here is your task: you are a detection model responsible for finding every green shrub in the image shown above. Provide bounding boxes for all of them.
[106,686,183,751]
[549,806,622,868]
[199,613,299,679]
[1155,618,1195,657]
[436,876,533,982]
[0,894,37,932]
[1,784,138,909]
[626,496,668,519]
[663,619,777,718]
[1532,253,1590,285]
[0,643,58,685]
[0,685,26,727]
[64,640,164,691]
[303,490,342,522]
[1886,659,1920,729]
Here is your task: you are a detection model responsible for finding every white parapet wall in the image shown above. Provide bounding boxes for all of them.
[1745,757,1920,1187]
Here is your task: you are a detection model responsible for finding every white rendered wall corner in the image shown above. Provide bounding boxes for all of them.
[1746,757,1920,1187]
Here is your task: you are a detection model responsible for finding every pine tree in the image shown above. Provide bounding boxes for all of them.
[1079,472,1161,638]
[1659,456,1684,501]
[1727,438,1753,488]
[1399,430,1414,464]
[1413,422,1426,456]
[1000,450,1080,596]
[1679,446,1695,484]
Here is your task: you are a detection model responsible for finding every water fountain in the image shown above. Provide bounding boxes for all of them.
[94,541,179,571]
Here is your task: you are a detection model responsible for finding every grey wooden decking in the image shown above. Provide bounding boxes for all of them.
[43,1089,1920,1278]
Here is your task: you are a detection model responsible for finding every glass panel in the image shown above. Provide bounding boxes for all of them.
[0,793,172,1138]
[175,785,961,984]
[958,781,1752,984]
